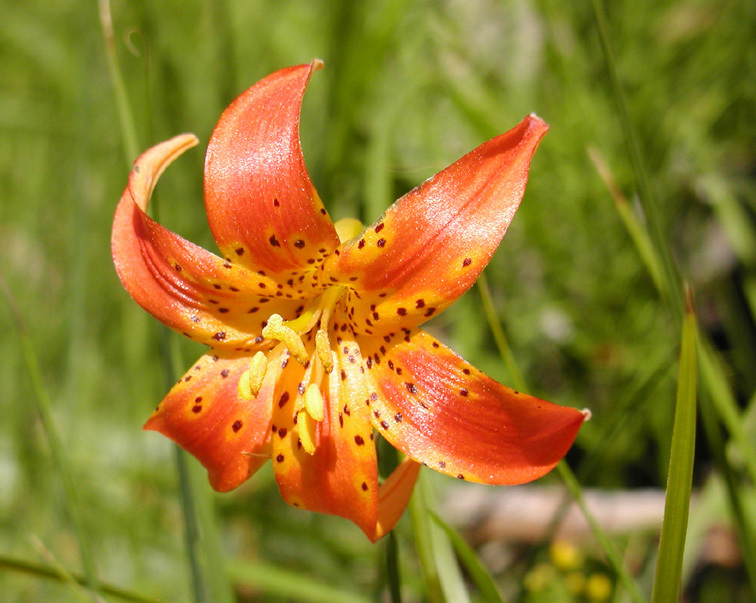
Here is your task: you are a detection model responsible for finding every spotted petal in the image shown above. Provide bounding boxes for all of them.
[359,329,586,484]
[144,350,278,491]
[204,61,340,276]
[270,327,380,539]
[323,116,548,335]
[112,135,308,348]
[372,457,421,541]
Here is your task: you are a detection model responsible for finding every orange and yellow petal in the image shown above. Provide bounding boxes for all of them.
[144,350,278,491]
[322,116,548,335]
[112,135,311,347]
[204,61,339,277]
[372,457,421,542]
[270,324,380,539]
[359,329,586,485]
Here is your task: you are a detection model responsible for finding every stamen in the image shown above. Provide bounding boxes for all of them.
[334,217,364,243]
[238,351,268,400]
[262,314,308,364]
[304,383,325,422]
[315,329,333,373]
[298,411,317,454]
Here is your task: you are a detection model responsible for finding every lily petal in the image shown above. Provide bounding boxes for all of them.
[144,350,278,491]
[323,116,548,335]
[204,61,340,276]
[112,135,308,348]
[270,326,380,538]
[371,457,421,542]
[359,329,586,485]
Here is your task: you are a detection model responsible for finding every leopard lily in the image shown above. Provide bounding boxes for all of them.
[111,61,587,541]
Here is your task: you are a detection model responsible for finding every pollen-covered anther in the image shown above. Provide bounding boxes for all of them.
[237,351,268,400]
[262,314,308,364]
[297,409,318,455]
[315,329,334,373]
[304,383,325,422]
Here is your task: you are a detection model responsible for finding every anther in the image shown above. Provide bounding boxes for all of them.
[304,383,325,422]
[315,329,334,373]
[238,351,268,400]
[298,411,317,455]
[262,314,308,364]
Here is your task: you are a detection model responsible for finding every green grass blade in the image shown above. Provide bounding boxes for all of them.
[697,387,756,594]
[226,559,371,603]
[409,473,470,603]
[0,272,101,599]
[386,531,403,603]
[557,462,647,603]
[0,554,162,603]
[98,0,139,163]
[477,273,526,392]
[651,288,698,603]
[587,146,668,299]
[430,511,505,603]
[408,475,446,603]
[588,0,683,317]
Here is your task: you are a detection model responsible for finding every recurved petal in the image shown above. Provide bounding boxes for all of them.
[323,116,548,335]
[144,350,278,491]
[270,328,380,539]
[371,457,421,542]
[359,329,586,485]
[112,135,308,348]
[204,61,340,276]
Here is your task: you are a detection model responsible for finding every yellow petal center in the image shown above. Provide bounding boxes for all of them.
[238,218,366,453]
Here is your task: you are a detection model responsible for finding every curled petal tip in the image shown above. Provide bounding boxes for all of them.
[524,113,549,136]
[129,134,199,212]
[581,408,592,422]
[310,58,324,73]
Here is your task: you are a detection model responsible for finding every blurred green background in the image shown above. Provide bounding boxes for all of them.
[1,0,755,601]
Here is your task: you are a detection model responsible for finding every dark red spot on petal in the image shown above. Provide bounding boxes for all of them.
[232,420,243,432]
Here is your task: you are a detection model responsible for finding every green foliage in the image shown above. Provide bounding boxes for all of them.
[1,0,754,600]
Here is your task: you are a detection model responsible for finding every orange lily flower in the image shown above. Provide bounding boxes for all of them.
[112,61,587,541]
